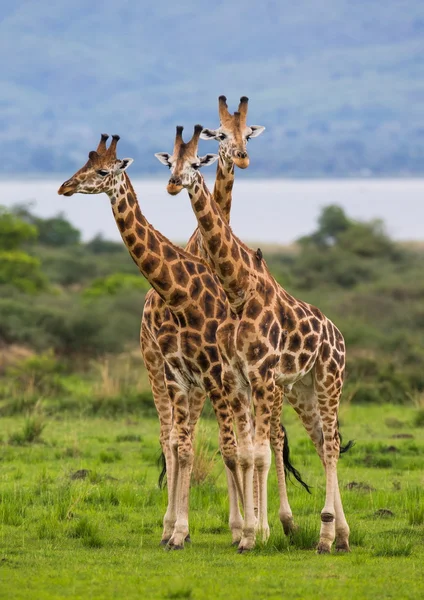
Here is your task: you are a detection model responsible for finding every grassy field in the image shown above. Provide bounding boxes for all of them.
[1,402,424,600]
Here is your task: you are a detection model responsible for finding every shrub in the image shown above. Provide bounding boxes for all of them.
[83,273,150,299]
[5,350,66,396]
[8,416,46,445]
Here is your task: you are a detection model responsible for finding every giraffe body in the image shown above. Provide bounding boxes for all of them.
[158,128,351,553]
[142,97,265,546]
[58,130,258,552]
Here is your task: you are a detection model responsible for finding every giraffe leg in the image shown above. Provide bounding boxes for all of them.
[165,423,180,546]
[209,390,244,544]
[316,383,349,554]
[251,373,274,543]
[334,479,350,552]
[317,414,340,555]
[140,330,174,544]
[224,386,255,553]
[253,468,259,520]
[225,466,244,545]
[287,375,350,554]
[251,413,259,520]
[270,387,295,535]
[190,387,244,544]
[166,382,193,550]
[184,386,209,544]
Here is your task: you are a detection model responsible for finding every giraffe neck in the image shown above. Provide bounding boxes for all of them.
[107,173,192,309]
[187,172,260,310]
[212,150,234,223]
[185,149,234,259]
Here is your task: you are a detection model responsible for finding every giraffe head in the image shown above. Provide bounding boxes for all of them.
[155,125,218,195]
[200,96,265,169]
[57,134,134,197]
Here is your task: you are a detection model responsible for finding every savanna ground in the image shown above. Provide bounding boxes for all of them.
[1,401,424,600]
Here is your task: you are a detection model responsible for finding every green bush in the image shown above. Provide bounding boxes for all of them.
[84,273,151,299]
[0,251,47,292]
[0,207,37,250]
[5,350,66,395]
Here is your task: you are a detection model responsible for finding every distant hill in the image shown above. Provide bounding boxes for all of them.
[1,0,423,176]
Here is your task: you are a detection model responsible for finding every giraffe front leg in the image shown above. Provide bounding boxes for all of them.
[161,424,179,546]
[252,375,274,543]
[270,387,295,535]
[229,391,255,553]
[225,466,244,545]
[210,390,244,545]
[140,335,175,545]
[167,392,193,551]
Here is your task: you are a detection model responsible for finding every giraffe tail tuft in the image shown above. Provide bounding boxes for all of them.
[158,451,167,489]
[338,419,355,455]
[281,424,312,494]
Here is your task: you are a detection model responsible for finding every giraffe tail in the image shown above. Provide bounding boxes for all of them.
[281,424,312,494]
[338,420,355,455]
[158,451,167,489]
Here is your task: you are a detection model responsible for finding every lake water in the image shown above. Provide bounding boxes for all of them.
[0,178,423,244]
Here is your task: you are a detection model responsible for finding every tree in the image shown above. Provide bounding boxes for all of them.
[12,204,80,247]
[293,205,402,289]
[0,206,47,292]
[0,207,37,250]
[35,215,81,247]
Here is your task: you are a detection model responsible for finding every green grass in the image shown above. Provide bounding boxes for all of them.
[1,404,424,600]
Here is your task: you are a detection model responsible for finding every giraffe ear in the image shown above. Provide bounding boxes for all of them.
[198,154,219,167]
[155,152,172,166]
[117,158,134,172]
[200,128,220,141]
[247,125,265,139]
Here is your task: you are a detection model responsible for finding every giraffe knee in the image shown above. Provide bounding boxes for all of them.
[223,456,237,472]
[254,443,271,471]
[321,512,335,523]
[177,446,194,468]
[239,447,254,471]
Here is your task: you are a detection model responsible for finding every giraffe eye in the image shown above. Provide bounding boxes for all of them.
[218,133,227,141]
[191,163,200,170]
[97,169,109,177]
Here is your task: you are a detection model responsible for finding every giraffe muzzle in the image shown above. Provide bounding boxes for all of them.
[233,152,250,169]
[57,183,76,196]
[167,177,183,196]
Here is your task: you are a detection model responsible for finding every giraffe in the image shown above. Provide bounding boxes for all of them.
[156,126,352,553]
[142,95,264,543]
[57,132,257,552]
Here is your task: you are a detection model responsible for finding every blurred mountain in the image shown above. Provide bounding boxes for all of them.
[1,0,423,176]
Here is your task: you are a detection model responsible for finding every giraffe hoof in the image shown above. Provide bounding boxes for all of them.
[165,541,184,551]
[185,535,191,543]
[160,539,170,546]
[335,543,351,553]
[317,542,331,554]
[283,521,298,536]
[237,546,251,554]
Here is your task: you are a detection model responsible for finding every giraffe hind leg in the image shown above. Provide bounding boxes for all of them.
[285,379,349,553]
